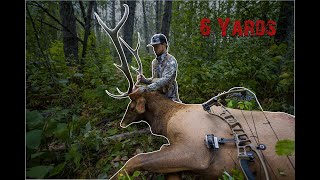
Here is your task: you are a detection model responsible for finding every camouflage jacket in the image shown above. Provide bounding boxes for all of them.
[143,52,181,102]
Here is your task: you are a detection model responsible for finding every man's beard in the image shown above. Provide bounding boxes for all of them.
[155,50,163,56]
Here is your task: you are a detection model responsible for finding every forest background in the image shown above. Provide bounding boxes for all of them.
[26,0,294,179]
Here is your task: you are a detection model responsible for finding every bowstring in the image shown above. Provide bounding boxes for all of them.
[223,87,295,172]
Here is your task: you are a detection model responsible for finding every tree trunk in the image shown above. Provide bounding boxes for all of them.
[111,0,116,28]
[79,1,94,69]
[120,0,125,19]
[275,1,294,45]
[226,0,232,17]
[155,0,160,33]
[59,1,78,66]
[142,0,150,53]
[94,1,100,42]
[161,0,172,40]
[275,1,294,79]
[104,0,108,26]
[122,0,137,63]
[110,0,118,58]
[159,0,163,27]
[120,0,125,38]
[27,3,54,80]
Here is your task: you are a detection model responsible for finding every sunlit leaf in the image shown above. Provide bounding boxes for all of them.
[238,102,245,110]
[275,139,295,156]
[132,171,141,178]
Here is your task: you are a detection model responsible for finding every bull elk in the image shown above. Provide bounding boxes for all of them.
[95,4,295,180]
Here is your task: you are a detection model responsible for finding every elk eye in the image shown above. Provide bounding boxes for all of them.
[129,104,135,111]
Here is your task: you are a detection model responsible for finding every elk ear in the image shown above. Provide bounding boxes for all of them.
[135,97,146,114]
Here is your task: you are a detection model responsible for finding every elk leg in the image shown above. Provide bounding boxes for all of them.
[110,145,202,179]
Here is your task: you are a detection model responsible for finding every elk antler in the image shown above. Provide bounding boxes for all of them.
[119,32,143,76]
[119,33,143,86]
[94,4,133,99]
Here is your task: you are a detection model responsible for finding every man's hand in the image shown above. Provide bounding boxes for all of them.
[132,85,148,94]
[132,84,140,92]
[137,74,147,83]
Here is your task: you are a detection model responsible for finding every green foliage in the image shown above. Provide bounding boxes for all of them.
[26,110,44,130]
[226,99,256,110]
[118,170,146,180]
[218,169,244,180]
[171,1,293,115]
[66,144,83,168]
[26,165,53,179]
[48,162,66,177]
[26,0,293,178]
[275,139,295,156]
[26,129,43,149]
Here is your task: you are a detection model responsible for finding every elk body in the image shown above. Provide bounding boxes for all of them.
[94,4,295,180]
[114,91,295,180]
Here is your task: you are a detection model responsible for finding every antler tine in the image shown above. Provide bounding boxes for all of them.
[94,4,128,37]
[94,4,134,98]
[119,32,143,75]
[116,87,125,94]
[105,90,128,99]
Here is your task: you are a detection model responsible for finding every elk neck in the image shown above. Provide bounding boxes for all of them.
[142,91,185,136]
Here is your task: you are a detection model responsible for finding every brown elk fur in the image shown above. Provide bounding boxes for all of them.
[110,90,295,180]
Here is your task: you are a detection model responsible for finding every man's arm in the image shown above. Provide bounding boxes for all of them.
[146,58,177,91]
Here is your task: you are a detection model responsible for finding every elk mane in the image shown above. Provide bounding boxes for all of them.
[142,91,185,136]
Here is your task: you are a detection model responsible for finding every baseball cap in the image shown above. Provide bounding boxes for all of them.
[147,33,168,47]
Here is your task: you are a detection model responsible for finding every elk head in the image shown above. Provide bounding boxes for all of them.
[119,88,148,127]
[94,4,146,127]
